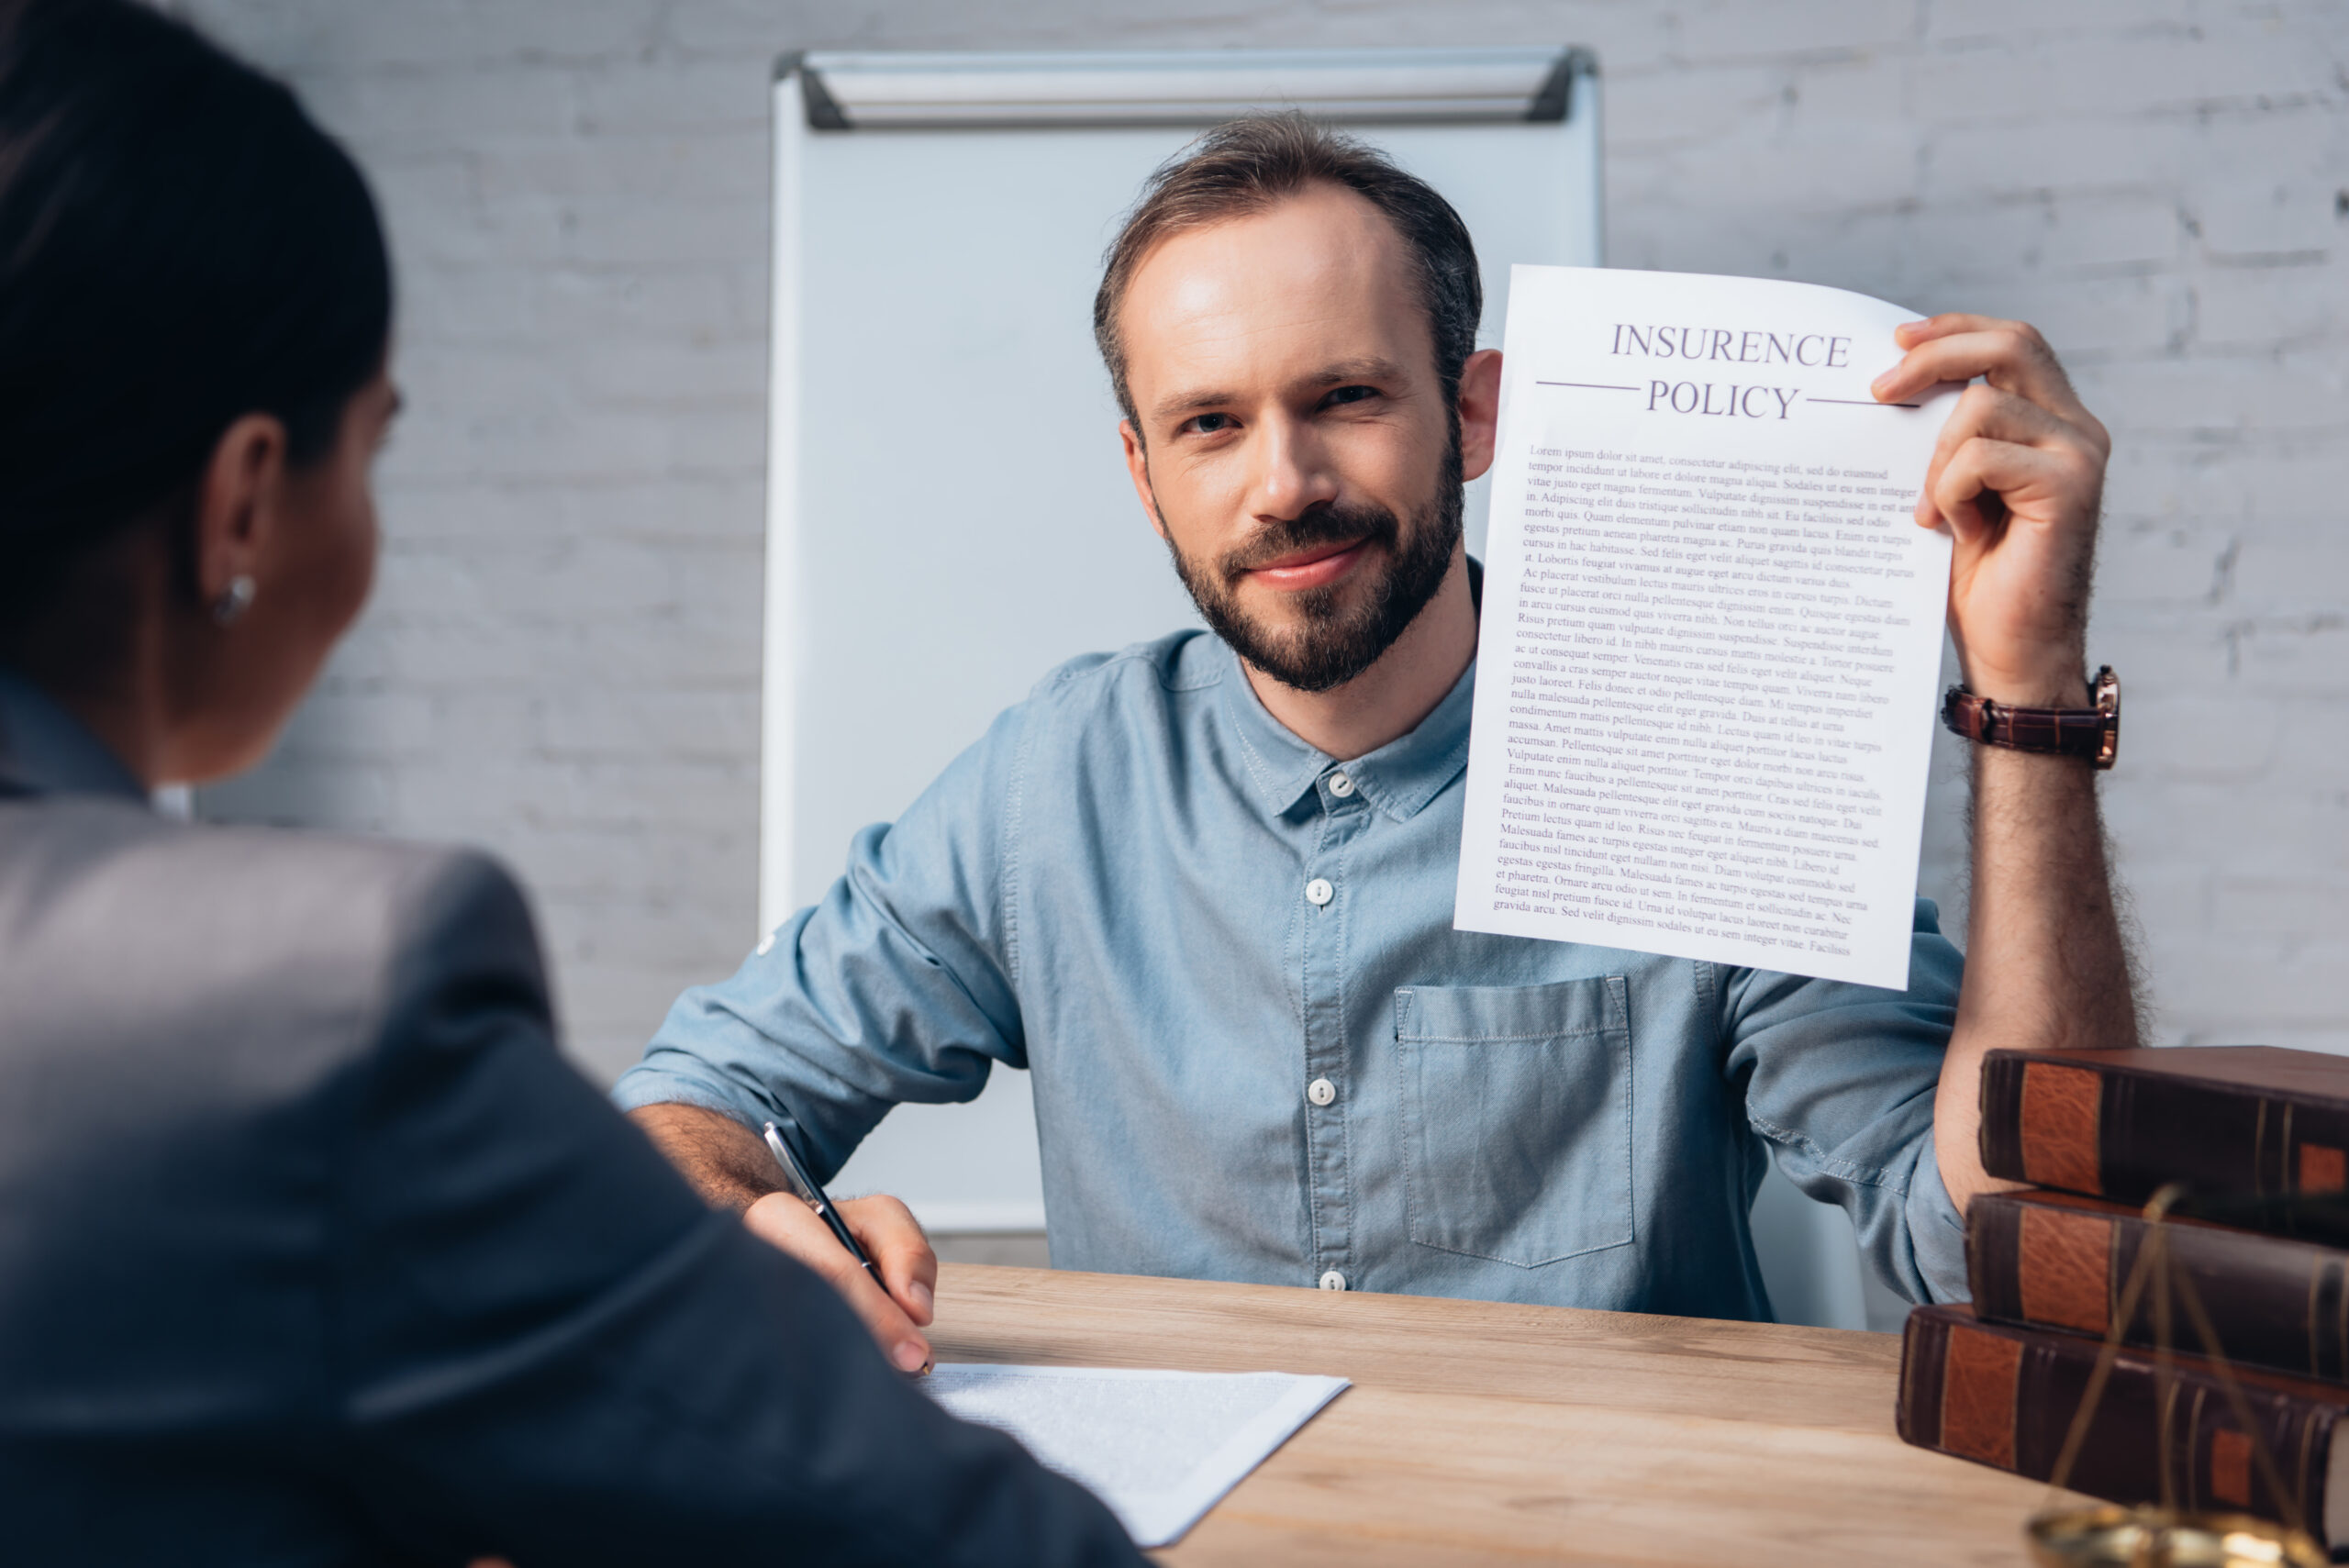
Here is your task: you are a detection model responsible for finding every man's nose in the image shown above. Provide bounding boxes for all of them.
[1249,410,1341,522]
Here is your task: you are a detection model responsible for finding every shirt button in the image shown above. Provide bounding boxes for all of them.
[1319,1270,1348,1292]
[1327,772,1355,798]
[1307,1076,1337,1106]
[1305,877,1333,906]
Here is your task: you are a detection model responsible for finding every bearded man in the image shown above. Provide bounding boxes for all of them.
[616,115,2136,1373]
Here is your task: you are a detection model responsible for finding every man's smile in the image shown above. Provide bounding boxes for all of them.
[1241,537,1375,593]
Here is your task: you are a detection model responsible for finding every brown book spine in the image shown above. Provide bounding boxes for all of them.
[1898,1305,2344,1538]
[1967,1192,2349,1385]
[1978,1051,2349,1217]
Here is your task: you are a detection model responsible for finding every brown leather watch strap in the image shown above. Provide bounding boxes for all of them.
[1941,666,2121,770]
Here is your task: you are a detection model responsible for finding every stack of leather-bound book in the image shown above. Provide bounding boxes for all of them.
[1898,1046,2349,1548]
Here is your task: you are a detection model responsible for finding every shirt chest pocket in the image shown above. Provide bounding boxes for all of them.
[1395,976,1635,1269]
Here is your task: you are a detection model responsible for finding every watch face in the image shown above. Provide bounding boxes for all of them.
[2095,667,2121,770]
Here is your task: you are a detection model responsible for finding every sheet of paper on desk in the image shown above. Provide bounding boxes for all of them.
[924,1363,1349,1548]
[1455,265,1962,989]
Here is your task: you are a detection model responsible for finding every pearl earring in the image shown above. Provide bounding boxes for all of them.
[212,574,257,628]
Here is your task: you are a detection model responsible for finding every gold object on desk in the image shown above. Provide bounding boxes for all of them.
[929,1261,2076,1564]
[2027,1505,2328,1568]
[2029,1186,2330,1568]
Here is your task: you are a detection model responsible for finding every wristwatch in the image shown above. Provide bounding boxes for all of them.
[1941,666,2121,770]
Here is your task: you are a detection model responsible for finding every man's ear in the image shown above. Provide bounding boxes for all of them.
[1119,418,1170,542]
[1456,349,1504,484]
[192,412,289,611]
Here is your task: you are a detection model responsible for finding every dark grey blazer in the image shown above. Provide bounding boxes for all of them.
[0,672,1141,1566]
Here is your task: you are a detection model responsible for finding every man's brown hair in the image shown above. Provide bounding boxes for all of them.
[1092,113,1483,435]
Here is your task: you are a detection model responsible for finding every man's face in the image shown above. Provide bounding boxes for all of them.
[1116,184,1468,693]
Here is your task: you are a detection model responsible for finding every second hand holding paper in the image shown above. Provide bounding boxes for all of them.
[1455,266,1961,990]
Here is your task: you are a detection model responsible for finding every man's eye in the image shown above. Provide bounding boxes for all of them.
[1322,384,1379,408]
[1182,413,1236,435]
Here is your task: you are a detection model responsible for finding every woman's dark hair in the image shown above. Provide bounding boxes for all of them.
[0,0,391,623]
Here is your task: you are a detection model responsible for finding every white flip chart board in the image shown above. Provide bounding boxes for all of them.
[764,48,1602,1229]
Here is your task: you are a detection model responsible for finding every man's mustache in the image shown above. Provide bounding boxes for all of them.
[1219,501,1399,582]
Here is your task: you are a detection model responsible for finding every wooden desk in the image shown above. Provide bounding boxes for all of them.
[930,1262,2066,1565]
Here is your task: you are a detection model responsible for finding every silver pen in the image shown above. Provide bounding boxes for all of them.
[762,1121,877,1280]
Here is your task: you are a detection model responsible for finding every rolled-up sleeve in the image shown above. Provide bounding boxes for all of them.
[1721,898,1969,1305]
[612,703,1030,1183]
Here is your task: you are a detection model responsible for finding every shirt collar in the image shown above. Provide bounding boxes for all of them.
[0,668,149,804]
[1213,636,1477,824]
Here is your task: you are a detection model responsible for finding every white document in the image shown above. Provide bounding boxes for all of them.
[1455,266,1961,989]
[924,1362,1349,1548]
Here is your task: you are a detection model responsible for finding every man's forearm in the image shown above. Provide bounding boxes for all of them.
[629,1102,785,1213]
[1935,737,2141,1212]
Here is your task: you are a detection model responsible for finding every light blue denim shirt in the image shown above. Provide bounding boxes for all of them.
[617,629,1969,1318]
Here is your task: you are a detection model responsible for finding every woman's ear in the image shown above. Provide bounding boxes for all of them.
[190,413,289,621]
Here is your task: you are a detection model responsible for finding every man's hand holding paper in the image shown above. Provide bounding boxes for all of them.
[1878,313,2111,708]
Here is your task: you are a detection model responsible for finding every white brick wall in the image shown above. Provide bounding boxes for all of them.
[184,0,2348,1078]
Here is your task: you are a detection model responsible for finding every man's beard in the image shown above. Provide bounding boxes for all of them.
[1163,439,1464,695]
